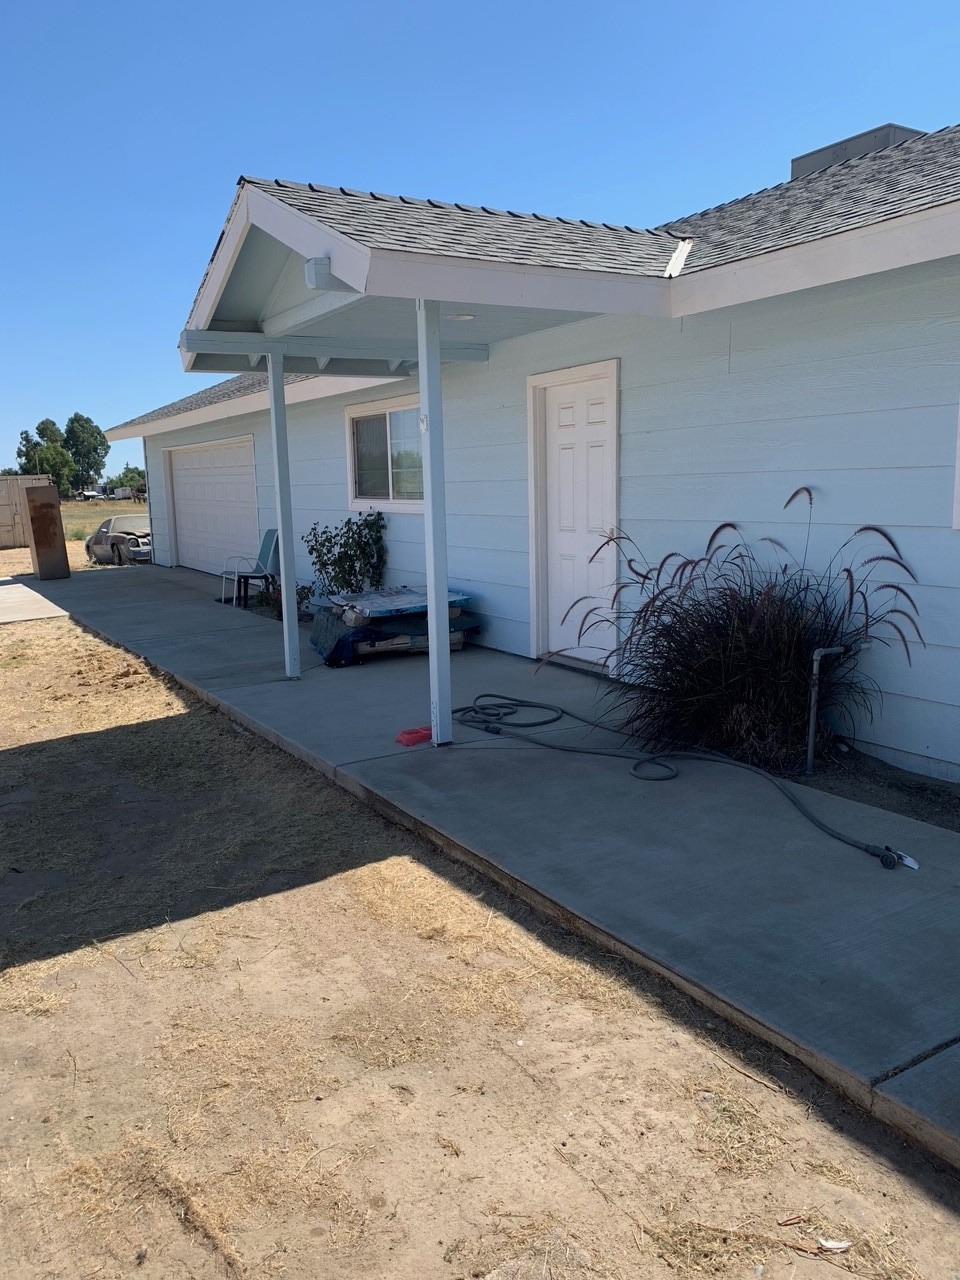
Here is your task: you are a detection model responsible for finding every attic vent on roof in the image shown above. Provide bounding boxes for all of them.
[790,123,923,178]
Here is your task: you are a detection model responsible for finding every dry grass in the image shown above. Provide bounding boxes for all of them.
[443,1212,566,1277]
[479,1230,606,1280]
[155,1010,340,1144]
[55,1140,243,1275]
[344,855,636,1014]
[647,1207,923,1280]
[687,1073,785,1176]
[805,1157,865,1191]
[331,989,450,1070]
[60,498,145,540]
[651,1219,769,1276]
[0,944,104,1016]
[797,1208,924,1280]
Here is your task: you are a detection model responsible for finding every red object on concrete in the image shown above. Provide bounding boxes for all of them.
[396,726,433,746]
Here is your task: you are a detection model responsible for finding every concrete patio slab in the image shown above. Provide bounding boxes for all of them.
[0,578,66,623]
[340,745,959,1084]
[20,563,960,1168]
[876,1043,960,1157]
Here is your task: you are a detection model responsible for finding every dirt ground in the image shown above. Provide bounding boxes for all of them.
[2,558,960,1278]
[801,749,960,834]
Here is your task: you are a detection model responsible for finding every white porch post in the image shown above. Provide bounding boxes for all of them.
[416,298,453,744]
[266,350,301,679]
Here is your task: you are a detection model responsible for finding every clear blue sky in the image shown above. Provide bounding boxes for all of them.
[2,0,959,472]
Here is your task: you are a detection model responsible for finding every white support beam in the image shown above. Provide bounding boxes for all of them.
[180,328,488,369]
[266,351,301,680]
[304,256,355,291]
[416,298,453,746]
[260,288,364,338]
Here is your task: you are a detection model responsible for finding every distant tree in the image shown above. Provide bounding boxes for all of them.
[63,412,110,487]
[105,463,146,490]
[16,421,76,495]
[0,466,18,476]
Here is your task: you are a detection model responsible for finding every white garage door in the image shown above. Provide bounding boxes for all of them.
[170,437,259,575]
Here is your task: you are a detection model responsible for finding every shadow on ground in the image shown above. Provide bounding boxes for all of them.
[3,700,960,1220]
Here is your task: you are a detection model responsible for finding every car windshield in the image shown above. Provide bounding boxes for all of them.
[112,519,150,534]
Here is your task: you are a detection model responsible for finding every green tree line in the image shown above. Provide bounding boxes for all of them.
[0,414,142,496]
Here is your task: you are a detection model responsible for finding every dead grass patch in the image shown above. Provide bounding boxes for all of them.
[651,1218,769,1276]
[805,1157,865,1191]
[345,856,635,1013]
[443,1210,562,1276]
[55,1140,242,1275]
[331,990,449,1070]
[214,1138,369,1247]
[0,944,103,1016]
[155,1011,339,1144]
[795,1208,923,1280]
[688,1073,784,1176]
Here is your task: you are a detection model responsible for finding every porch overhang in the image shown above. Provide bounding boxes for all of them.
[179,180,673,378]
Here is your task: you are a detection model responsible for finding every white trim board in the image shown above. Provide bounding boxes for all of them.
[107,373,394,442]
[526,359,620,660]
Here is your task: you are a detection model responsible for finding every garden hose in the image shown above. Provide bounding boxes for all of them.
[452,694,920,873]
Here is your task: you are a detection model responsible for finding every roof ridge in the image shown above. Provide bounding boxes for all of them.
[239,174,667,238]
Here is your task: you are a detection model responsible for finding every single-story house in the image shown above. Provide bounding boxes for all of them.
[108,122,960,780]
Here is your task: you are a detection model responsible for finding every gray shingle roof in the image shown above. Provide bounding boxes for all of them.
[113,371,316,431]
[245,123,960,278]
[242,177,681,277]
[660,124,960,271]
[131,125,960,436]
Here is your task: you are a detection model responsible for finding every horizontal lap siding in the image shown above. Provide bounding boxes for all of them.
[145,256,960,776]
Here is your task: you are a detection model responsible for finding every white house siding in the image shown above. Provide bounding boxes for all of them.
[146,256,960,779]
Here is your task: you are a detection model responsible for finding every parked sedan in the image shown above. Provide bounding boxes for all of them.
[86,516,152,565]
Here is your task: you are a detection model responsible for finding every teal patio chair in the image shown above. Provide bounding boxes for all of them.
[221,528,280,608]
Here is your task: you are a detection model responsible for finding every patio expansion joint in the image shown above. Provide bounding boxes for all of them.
[871,1030,960,1087]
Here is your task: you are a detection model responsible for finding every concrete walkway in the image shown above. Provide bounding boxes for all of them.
[0,577,66,623]
[22,563,960,1168]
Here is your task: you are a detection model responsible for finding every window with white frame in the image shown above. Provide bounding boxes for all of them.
[346,397,423,510]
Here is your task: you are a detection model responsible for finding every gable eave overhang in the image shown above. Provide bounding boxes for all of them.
[182,183,674,372]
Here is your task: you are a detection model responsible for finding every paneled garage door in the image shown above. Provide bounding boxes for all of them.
[170,437,259,575]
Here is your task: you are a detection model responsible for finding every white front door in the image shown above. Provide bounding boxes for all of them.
[169,437,259,575]
[541,365,618,662]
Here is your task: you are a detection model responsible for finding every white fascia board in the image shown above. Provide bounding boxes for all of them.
[183,186,373,369]
[364,248,673,317]
[106,374,395,442]
[185,189,251,333]
[671,200,960,316]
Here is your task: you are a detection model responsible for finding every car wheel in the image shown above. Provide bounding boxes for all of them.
[112,543,124,566]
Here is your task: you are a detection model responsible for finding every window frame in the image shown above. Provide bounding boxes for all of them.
[345,393,424,513]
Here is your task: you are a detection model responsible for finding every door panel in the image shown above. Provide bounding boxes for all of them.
[170,439,258,575]
[543,373,617,662]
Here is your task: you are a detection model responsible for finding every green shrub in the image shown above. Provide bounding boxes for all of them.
[302,511,386,597]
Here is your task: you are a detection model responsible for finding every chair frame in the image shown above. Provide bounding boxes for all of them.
[221,529,279,608]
